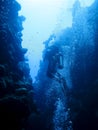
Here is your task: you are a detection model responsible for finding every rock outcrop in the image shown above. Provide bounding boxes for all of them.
[0,0,37,129]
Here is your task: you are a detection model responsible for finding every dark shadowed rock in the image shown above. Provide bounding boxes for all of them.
[0,0,38,130]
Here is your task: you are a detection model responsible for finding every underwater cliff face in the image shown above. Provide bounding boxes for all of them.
[34,0,98,130]
[0,0,37,129]
[1,0,98,130]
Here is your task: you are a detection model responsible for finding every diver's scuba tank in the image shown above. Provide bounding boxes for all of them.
[58,52,64,69]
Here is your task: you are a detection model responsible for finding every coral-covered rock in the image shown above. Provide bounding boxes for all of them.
[0,0,37,129]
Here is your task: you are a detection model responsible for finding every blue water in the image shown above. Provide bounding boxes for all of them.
[1,0,97,130]
[33,0,98,130]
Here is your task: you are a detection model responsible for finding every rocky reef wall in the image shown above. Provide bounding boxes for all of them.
[0,0,37,129]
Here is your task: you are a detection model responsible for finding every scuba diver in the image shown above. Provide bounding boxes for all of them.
[45,45,64,78]
[44,45,58,77]
[44,45,67,95]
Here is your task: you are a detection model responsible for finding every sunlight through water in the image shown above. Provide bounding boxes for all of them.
[17,0,95,81]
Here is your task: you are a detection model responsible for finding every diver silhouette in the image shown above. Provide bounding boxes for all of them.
[45,45,67,96]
